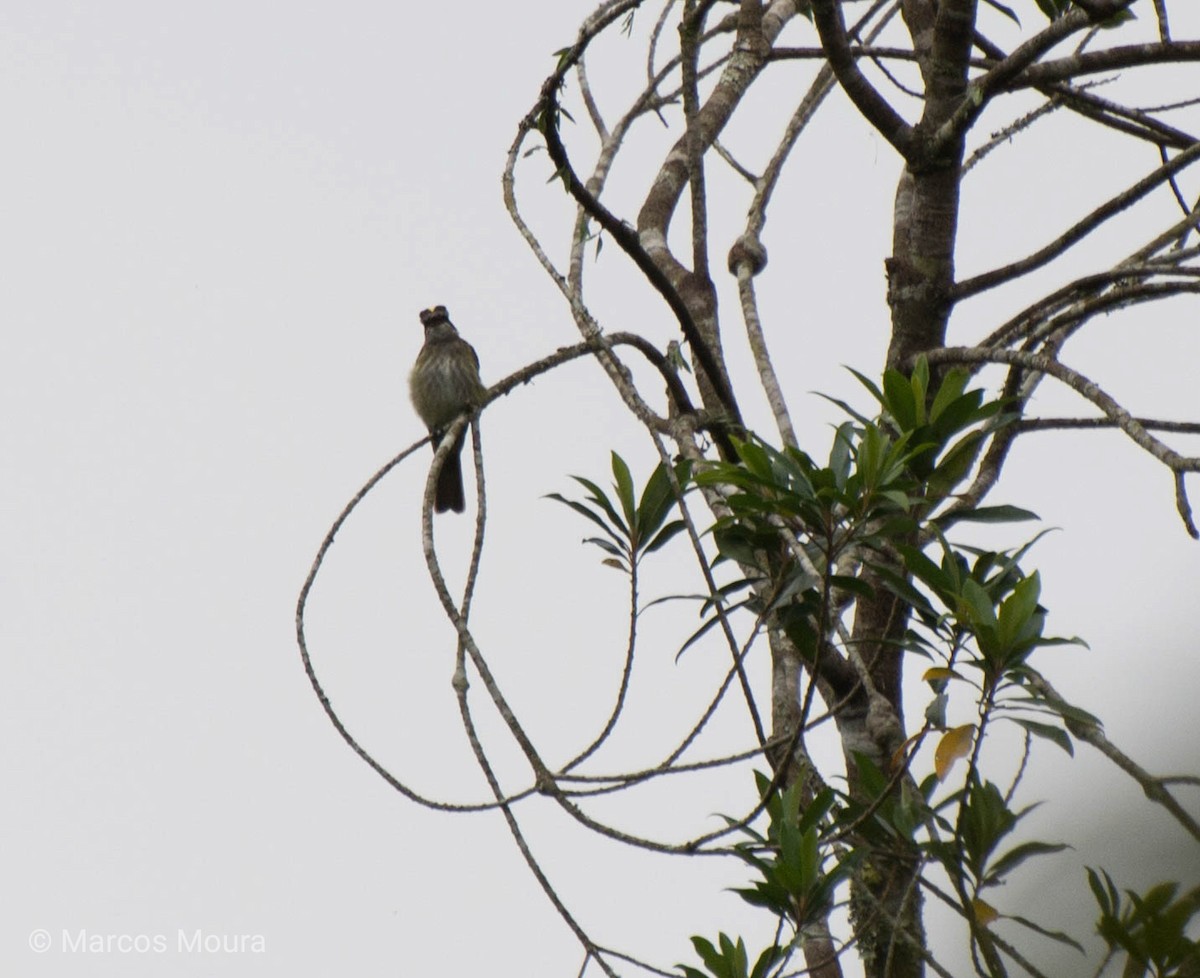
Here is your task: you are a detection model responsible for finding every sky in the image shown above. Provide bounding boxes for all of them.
[2,2,1198,976]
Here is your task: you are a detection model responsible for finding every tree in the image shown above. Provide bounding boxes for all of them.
[297,1,1200,976]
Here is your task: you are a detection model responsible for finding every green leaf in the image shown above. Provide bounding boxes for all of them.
[960,780,1017,879]
[829,421,855,488]
[797,787,837,833]
[636,461,678,536]
[721,934,747,978]
[750,945,784,978]
[675,608,733,662]
[1002,571,1040,625]
[1098,8,1135,29]
[883,368,919,430]
[645,519,688,554]
[691,936,721,974]
[852,751,889,799]
[1004,913,1085,952]
[930,387,990,439]
[571,476,628,536]
[829,574,875,599]
[583,536,627,559]
[1011,718,1074,755]
[1088,867,1120,917]
[910,355,931,417]
[1033,0,1069,19]
[935,504,1040,526]
[848,367,886,408]
[982,0,1021,26]
[545,493,628,549]
[986,840,1070,885]
[960,577,998,628]
[871,563,939,619]
[896,543,951,596]
[611,451,636,527]
[735,439,775,482]
[927,429,985,497]
[928,367,971,425]
[996,571,1041,652]
[815,392,873,426]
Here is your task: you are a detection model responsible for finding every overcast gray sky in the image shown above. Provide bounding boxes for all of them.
[3,2,1198,976]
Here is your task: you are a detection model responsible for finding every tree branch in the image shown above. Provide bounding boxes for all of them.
[955,141,1200,300]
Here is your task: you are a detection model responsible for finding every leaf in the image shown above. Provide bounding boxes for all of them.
[960,578,998,628]
[927,367,969,421]
[815,392,873,427]
[721,934,747,978]
[1088,867,1120,917]
[545,493,627,549]
[910,355,930,415]
[1012,717,1074,756]
[935,724,975,781]
[986,840,1070,885]
[848,367,887,409]
[1033,0,1068,19]
[644,519,687,554]
[852,751,889,799]
[750,945,784,978]
[1098,8,1135,29]
[973,897,1000,926]
[927,430,985,498]
[982,0,1021,26]
[735,439,775,482]
[999,572,1040,635]
[610,452,636,527]
[829,421,855,488]
[675,615,724,663]
[934,504,1040,526]
[1004,913,1086,952]
[871,563,939,619]
[691,936,721,973]
[583,536,627,559]
[829,574,875,599]
[961,780,1018,877]
[635,459,692,550]
[797,787,837,833]
[896,543,953,598]
[571,476,628,535]
[884,368,919,430]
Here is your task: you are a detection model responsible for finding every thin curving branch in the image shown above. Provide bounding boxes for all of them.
[924,346,1200,536]
[1010,39,1200,90]
[808,0,917,159]
[954,141,1200,300]
[1025,673,1200,843]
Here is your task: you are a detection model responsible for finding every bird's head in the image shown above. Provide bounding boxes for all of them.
[419,305,451,329]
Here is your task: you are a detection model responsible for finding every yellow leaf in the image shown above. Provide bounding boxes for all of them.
[972,898,999,926]
[934,724,975,781]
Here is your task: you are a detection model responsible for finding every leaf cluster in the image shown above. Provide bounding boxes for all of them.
[1090,870,1200,978]
[546,451,691,574]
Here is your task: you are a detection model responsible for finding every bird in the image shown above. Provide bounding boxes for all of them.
[408,305,484,513]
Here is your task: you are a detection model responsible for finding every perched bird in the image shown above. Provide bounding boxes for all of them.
[408,305,484,513]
